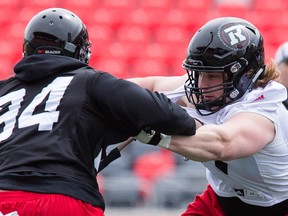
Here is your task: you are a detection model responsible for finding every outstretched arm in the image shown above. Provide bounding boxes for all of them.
[128,74,188,92]
[128,74,190,107]
[93,72,197,137]
[138,112,275,162]
[168,112,275,162]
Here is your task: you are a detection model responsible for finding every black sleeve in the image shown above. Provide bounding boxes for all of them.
[283,99,288,110]
[89,72,196,136]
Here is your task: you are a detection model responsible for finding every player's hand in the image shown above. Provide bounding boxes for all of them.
[135,127,171,149]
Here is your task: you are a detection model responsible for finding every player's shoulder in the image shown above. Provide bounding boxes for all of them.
[67,67,101,80]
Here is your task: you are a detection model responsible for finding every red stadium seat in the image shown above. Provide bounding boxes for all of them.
[154,26,191,46]
[92,57,128,78]
[92,8,130,31]
[138,0,175,10]
[0,39,22,60]
[139,43,186,76]
[0,0,21,8]
[133,149,176,199]
[162,43,187,62]
[166,9,186,28]
[105,42,129,59]
[177,0,212,12]
[91,40,145,65]
[63,0,100,9]
[117,25,151,42]
[88,24,116,43]
[88,40,111,62]
[21,0,61,8]
[181,10,209,32]
[128,58,169,77]
[18,7,41,24]
[101,0,137,10]
[128,8,170,28]
[253,0,287,12]
[249,11,286,31]
[266,27,288,47]
[216,4,250,18]
[0,9,17,30]
[114,41,147,63]
[128,9,150,27]
[8,23,27,41]
[143,43,166,59]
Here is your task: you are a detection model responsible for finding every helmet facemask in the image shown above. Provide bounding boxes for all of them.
[183,60,246,115]
[78,39,91,64]
[70,28,91,63]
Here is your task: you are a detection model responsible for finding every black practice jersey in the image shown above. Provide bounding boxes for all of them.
[0,55,196,210]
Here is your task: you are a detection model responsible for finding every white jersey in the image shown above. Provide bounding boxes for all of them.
[165,81,288,207]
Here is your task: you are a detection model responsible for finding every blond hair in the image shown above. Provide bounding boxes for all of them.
[255,60,280,88]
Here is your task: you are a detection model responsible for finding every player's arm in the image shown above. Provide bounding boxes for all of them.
[140,112,275,162]
[128,74,189,107]
[92,72,197,136]
[127,74,188,92]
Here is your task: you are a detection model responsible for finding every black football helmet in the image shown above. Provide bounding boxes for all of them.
[23,8,91,63]
[183,17,265,115]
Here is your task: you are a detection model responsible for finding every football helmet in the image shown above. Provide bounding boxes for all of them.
[23,8,91,63]
[183,17,265,115]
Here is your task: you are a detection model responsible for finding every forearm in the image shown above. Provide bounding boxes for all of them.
[136,124,227,162]
[136,113,273,162]
[128,75,187,92]
[127,77,157,91]
[167,126,227,162]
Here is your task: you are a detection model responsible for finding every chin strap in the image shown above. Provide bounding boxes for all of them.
[247,67,265,92]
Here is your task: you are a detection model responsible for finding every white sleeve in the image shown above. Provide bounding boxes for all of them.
[221,81,287,123]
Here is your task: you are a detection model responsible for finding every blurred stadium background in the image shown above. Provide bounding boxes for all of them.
[1,0,288,80]
[1,0,288,215]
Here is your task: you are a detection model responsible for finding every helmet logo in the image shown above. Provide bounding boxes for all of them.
[186,58,203,66]
[218,24,250,51]
[36,47,62,55]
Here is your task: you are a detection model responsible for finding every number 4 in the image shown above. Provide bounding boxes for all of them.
[0,76,73,142]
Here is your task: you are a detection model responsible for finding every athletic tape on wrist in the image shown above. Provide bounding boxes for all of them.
[136,130,154,143]
[157,134,171,149]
